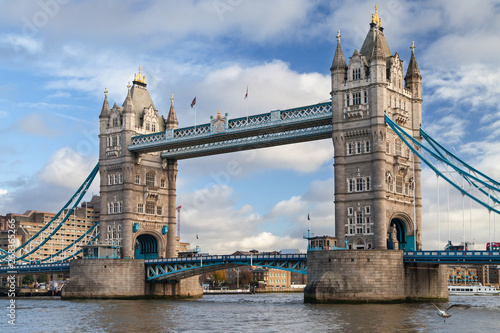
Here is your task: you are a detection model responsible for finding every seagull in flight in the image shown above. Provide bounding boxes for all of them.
[432,303,470,321]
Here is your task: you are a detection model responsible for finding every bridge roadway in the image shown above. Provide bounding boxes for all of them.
[1,251,499,279]
[128,102,333,159]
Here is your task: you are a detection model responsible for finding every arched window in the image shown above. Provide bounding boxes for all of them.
[146,171,155,187]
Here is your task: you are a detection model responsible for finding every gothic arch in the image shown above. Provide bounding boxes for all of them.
[353,237,366,250]
[388,212,415,251]
[133,229,165,259]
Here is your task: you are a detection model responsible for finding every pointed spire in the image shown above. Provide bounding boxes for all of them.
[371,30,385,61]
[99,87,110,118]
[165,94,178,129]
[123,82,134,113]
[331,30,347,71]
[405,41,421,80]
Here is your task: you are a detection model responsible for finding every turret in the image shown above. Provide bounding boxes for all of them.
[405,41,422,99]
[165,94,179,130]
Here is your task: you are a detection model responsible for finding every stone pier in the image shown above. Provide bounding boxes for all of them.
[61,259,202,299]
[304,250,448,303]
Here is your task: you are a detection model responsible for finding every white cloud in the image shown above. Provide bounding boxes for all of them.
[38,147,98,189]
[0,189,7,196]
[0,33,43,54]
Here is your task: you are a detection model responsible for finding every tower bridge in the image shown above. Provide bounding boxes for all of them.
[2,6,499,302]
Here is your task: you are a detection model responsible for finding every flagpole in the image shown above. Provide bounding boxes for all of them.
[194,104,197,130]
[245,85,249,125]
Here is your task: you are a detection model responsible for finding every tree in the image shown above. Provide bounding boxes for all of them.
[239,270,253,287]
[210,270,227,286]
[37,274,48,283]
[22,274,34,286]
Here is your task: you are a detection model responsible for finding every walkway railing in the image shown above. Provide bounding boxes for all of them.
[128,102,332,158]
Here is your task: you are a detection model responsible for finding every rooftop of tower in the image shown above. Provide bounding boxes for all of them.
[359,4,392,62]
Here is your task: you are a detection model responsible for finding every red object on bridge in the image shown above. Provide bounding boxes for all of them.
[487,242,500,251]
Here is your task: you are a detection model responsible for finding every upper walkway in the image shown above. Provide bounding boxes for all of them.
[128,102,332,159]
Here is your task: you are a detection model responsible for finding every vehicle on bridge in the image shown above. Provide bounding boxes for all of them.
[486,242,500,251]
[444,241,470,251]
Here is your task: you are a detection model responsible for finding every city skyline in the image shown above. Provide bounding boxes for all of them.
[1,0,500,253]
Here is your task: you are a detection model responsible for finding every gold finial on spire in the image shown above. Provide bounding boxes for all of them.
[410,41,416,52]
[336,30,342,42]
[134,66,146,83]
[104,87,108,95]
[372,4,381,26]
[170,94,174,102]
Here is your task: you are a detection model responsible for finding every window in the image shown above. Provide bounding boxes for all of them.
[364,90,368,104]
[146,123,150,131]
[157,206,162,215]
[365,177,371,191]
[347,142,353,155]
[395,139,402,156]
[137,203,144,213]
[347,207,354,216]
[386,142,390,154]
[346,93,350,106]
[135,175,140,184]
[352,68,361,80]
[146,202,155,215]
[152,123,156,132]
[160,179,165,188]
[112,117,118,127]
[356,142,362,154]
[356,212,363,224]
[146,171,155,187]
[348,179,355,192]
[396,176,403,194]
[112,135,117,146]
[353,92,361,105]
[119,174,123,184]
[365,141,371,153]
[108,175,112,185]
[356,178,363,192]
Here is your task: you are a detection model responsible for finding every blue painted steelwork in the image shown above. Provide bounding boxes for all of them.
[145,254,307,281]
[40,223,100,262]
[0,262,70,274]
[385,115,500,214]
[160,125,332,159]
[0,163,100,263]
[128,102,332,158]
[404,251,500,264]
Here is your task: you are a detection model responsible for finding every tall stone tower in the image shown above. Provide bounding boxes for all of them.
[331,7,422,250]
[98,68,179,259]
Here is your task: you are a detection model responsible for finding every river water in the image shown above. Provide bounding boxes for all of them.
[1,293,499,332]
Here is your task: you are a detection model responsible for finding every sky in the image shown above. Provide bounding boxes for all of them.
[1,0,500,253]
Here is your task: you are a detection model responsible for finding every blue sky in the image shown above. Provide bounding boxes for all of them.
[1,0,500,253]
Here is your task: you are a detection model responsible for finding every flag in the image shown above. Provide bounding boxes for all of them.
[196,234,198,239]
[244,86,248,99]
[307,213,310,220]
[191,97,196,108]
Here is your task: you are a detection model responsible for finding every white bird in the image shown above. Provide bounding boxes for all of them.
[432,303,470,321]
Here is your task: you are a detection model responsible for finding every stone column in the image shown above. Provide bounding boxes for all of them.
[166,159,177,257]
[333,135,346,247]
[373,126,387,249]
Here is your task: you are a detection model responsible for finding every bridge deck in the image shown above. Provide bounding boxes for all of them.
[128,102,332,159]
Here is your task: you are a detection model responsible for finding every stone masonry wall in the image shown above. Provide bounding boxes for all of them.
[62,259,145,299]
[305,250,405,303]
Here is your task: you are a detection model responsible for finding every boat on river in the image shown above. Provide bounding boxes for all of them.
[448,284,500,296]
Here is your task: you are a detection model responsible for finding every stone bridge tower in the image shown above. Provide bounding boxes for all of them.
[98,68,179,259]
[331,7,423,250]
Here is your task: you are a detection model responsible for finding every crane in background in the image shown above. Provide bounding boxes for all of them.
[176,205,182,238]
